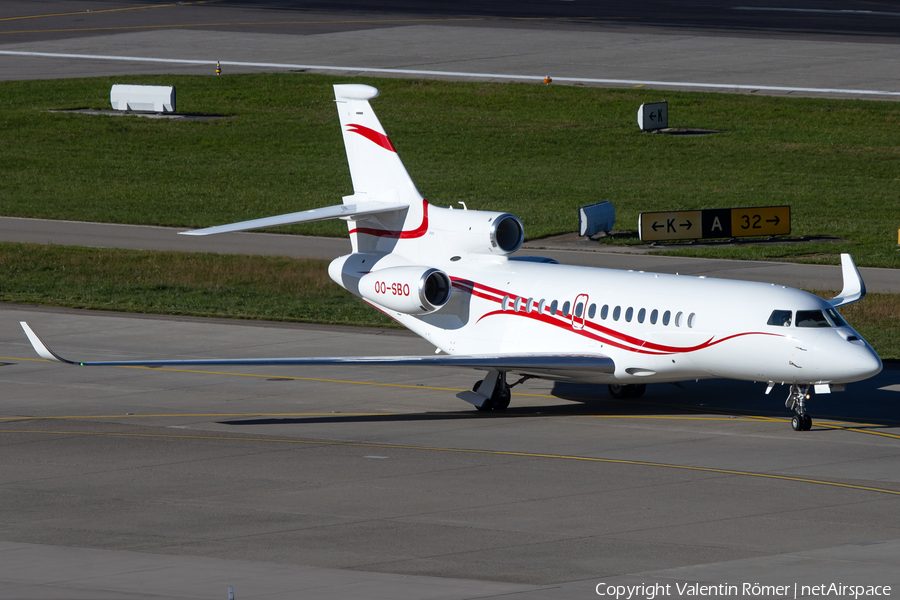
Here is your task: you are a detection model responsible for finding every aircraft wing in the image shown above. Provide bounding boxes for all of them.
[20,322,614,375]
[179,201,405,236]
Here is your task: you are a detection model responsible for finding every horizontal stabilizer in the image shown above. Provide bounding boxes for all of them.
[21,322,614,373]
[829,253,866,308]
[179,201,406,236]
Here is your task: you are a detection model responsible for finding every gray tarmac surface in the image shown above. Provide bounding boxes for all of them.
[2,3,900,599]
[1,2,899,98]
[1,306,899,600]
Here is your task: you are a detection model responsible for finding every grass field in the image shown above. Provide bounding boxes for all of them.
[1,74,898,267]
[0,74,896,357]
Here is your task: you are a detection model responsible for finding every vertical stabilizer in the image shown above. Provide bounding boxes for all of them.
[334,84,423,207]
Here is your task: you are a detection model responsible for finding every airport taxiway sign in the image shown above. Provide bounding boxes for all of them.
[639,206,791,241]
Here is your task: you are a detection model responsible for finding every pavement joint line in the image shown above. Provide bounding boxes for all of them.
[2,426,899,497]
[1,50,899,97]
[0,1,216,22]
[0,18,486,35]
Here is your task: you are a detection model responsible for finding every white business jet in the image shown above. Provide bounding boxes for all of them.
[21,84,882,431]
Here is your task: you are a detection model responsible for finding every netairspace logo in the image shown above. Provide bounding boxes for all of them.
[595,582,892,600]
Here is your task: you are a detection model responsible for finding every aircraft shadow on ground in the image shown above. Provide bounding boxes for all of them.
[219,364,899,428]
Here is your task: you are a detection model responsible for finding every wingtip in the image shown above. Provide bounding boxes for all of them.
[20,322,64,362]
[830,253,866,308]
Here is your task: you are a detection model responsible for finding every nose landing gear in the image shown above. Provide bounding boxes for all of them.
[786,384,813,431]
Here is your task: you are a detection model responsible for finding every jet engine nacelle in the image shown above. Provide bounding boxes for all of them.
[428,207,525,256]
[358,266,452,315]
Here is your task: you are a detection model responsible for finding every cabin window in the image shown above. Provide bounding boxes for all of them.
[538,299,546,314]
[687,312,696,328]
[675,311,683,327]
[662,310,671,326]
[549,300,559,315]
[650,309,658,324]
[625,307,634,322]
[600,304,609,320]
[514,297,523,312]
[526,298,535,313]
[767,310,792,327]
[796,310,831,328]
[575,302,584,318]
[826,308,847,327]
[562,301,571,316]
[502,296,510,311]
[637,308,646,323]
[613,306,621,321]
[588,304,597,319]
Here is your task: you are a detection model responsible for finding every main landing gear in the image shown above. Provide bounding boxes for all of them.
[472,372,534,411]
[607,384,647,399]
[786,384,813,431]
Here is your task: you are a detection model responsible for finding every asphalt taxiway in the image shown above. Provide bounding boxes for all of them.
[1,306,899,599]
[1,1,900,98]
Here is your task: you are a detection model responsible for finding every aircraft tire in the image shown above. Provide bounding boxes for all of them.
[608,384,629,399]
[628,384,647,398]
[802,414,813,430]
[791,415,802,431]
[493,386,511,411]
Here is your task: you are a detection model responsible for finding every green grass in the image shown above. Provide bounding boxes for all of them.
[0,74,896,356]
[1,74,899,268]
[0,242,394,328]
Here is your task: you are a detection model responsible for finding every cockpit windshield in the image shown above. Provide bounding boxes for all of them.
[796,310,831,328]
[826,308,847,327]
[767,308,848,328]
[767,310,792,327]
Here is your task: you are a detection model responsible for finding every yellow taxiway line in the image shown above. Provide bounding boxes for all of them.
[3,356,897,436]
[1,426,898,497]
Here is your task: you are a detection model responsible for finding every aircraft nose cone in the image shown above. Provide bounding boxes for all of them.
[814,333,882,382]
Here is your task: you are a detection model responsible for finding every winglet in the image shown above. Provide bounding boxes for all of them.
[20,322,72,363]
[829,254,866,308]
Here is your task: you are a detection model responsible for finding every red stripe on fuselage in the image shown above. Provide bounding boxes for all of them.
[448,277,782,355]
[346,124,396,152]
[349,199,430,239]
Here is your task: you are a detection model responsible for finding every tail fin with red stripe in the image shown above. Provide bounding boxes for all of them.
[334,84,423,208]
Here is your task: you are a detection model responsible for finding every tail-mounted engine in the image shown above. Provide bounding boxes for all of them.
[427,207,525,256]
[358,266,452,315]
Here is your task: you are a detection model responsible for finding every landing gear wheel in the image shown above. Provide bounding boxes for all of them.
[608,384,628,399]
[493,386,511,411]
[628,384,647,398]
[608,384,646,399]
[472,377,510,411]
[785,384,812,432]
[475,398,494,412]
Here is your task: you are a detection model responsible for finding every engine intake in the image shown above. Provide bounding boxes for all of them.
[490,213,525,254]
[358,266,452,315]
